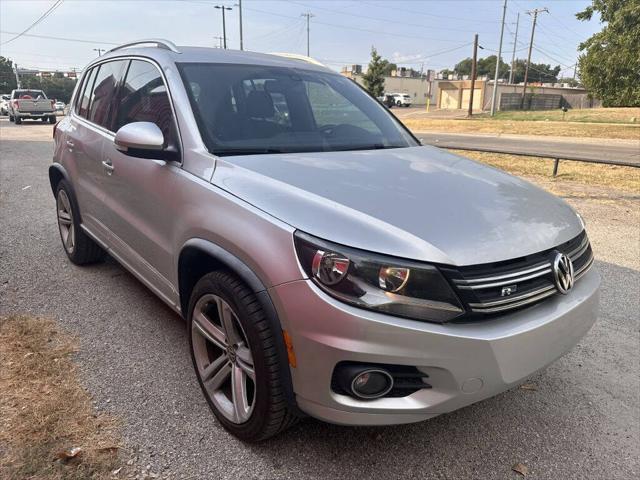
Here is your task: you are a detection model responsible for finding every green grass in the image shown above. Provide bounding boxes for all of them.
[480,107,640,124]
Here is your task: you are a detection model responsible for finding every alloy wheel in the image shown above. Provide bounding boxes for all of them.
[57,189,75,254]
[191,293,256,424]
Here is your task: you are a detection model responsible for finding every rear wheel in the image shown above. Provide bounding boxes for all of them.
[8,115,14,122]
[188,271,297,442]
[55,180,105,265]
[14,116,22,124]
[49,116,57,124]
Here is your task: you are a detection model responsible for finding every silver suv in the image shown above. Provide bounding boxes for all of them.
[50,40,599,441]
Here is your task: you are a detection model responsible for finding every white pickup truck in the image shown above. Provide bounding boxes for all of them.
[8,89,57,124]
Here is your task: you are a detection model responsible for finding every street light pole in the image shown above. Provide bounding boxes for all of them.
[489,0,508,116]
[508,12,520,84]
[214,5,233,49]
[93,48,105,56]
[237,0,243,50]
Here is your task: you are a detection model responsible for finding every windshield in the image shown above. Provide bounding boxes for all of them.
[178,63,418,156]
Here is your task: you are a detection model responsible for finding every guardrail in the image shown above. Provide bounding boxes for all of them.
[428,144,639,176]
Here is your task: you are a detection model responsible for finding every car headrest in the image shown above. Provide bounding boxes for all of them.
[246,90,275,119]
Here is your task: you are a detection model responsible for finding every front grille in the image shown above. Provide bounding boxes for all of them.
[441,231,593,317]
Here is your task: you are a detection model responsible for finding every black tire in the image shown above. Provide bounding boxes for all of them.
[188,271,298,442]
[8,115,14,122]
[55,179,105,265]
[49,116,57,124]
[41,117,48,122]
[14,116,22,124]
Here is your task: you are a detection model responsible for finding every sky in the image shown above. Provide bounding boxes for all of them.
[0,0,602,78]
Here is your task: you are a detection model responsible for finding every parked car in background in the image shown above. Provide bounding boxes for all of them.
[392,93,412,107]
[50,40,599,442]
[376,93,395,108]
[0,94,10,115]
[8,89,57,124]
[54,101,66,112]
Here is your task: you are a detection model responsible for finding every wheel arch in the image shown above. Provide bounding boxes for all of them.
[178,238,300,411]
[48,163,70,196]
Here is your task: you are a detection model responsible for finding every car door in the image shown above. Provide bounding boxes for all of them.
[63,66,107,235]
[99,59,181,305]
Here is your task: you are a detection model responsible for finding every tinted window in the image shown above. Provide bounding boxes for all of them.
[178,63,417,156]
[76,67,98,117]
[113,60,177,148]
[87,60,127,129]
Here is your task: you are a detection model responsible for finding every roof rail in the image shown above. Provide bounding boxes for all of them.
[268,52,325,67]
[108,39,181,54]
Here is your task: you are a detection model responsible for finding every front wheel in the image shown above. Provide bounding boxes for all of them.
[188,271,297,442]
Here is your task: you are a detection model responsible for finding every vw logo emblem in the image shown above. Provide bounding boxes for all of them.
[553,252,575,294]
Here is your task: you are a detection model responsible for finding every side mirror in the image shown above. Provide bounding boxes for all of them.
[114,122,164,156]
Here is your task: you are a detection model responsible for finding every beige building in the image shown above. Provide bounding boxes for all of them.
[341,67,432,105]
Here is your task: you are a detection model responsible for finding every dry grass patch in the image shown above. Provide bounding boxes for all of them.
[404,118,640,140]
[455,150,640,195]
[0,315,121,480]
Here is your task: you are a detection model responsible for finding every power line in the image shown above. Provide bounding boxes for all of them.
[286,0,497,34]
[240,4,469,44]
[0,30,117,46]
[1,0,64,46]
[359,0,500,24]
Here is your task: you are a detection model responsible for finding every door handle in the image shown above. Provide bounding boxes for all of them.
[102,159,115,175]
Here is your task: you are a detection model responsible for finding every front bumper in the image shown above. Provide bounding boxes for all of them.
[269,268,600,425]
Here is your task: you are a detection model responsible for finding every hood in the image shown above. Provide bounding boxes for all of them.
[212,146,583,266]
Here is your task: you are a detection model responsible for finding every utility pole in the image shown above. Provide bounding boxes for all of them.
[237,0,243,50]
[13,63,21,88]
[468,34,479,118]
[213,36,224,48]
[508,12,520,84]
[301,12,314,56]
[490,0,508,116]
[215,5,233,49]
[93,48,105,56]
[520,7,548,109]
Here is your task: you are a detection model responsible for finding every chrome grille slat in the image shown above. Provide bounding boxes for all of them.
[469,288,558,313]
[456,267,553,290]
[468,284,556,309]
[453,261,551,285]
[568,236,589,261]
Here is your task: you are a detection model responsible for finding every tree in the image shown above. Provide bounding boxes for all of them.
[0,57,18,92]
[20,75,77,103]
[510,59,561,84]
[576,0,640,106]
[362,47,386,97]
[454,55,509,79]
[381,61,397,76]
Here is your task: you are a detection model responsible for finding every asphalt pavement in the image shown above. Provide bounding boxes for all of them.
[1,122,638,479]
[416,132,640,166]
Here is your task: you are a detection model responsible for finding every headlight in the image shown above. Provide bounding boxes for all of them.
[294,231,464,323]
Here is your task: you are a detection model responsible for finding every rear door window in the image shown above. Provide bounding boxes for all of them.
[76,67,98,118]
[87,60,128,130]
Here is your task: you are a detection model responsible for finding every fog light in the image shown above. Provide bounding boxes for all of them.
[351,369,394,399]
